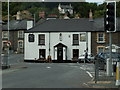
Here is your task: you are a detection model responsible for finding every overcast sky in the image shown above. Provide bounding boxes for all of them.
[86,0,105,4]
[85,0,105,3]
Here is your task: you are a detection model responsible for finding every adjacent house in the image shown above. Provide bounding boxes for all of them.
[24,18,94,62]
[91,18,120,55]
[2,20,33,53]
[58,4,73,15]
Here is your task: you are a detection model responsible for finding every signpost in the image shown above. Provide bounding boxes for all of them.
[6,41,12,47]
[2,41,11,69]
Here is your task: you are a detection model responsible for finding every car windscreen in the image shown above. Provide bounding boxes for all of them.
[105,53,120,59]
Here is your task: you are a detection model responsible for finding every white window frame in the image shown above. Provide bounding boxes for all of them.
[2,41,7,48]
[18,40,23,48]
[18,31,24,38]
[2,31,8,38]
[97,32,105,43]
[97,46,105,53]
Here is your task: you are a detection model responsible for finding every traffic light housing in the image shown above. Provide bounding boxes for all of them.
[105,1,116,32]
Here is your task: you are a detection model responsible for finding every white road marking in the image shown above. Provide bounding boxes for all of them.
[80,67,85,70]
[46,67,51,69]
[86,71,93,78]
[83,83,89,87]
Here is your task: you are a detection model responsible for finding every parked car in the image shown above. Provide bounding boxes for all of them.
[94,52,120,70]
[78,53,94,63]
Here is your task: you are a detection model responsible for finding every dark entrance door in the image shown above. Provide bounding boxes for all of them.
[54,43,67,62]
[57,46,63,62]
[39,49,46,59]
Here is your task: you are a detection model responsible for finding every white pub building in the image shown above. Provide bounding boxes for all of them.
[24,18,93,62]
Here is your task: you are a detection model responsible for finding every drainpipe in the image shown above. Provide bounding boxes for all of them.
[0,31,1,67]
[86,32,88,52]
[49,32,50,56]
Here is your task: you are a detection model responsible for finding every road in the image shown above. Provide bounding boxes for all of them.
[2,54,96,88]
[2,63,95,88]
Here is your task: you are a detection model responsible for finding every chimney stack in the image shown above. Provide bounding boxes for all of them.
[16,11,22,20]
[39,11,45,19]
[89,9,93,21]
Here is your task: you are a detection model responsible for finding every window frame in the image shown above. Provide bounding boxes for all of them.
[18,40,23,48]
[28,34,34,42]
[97,46,105,53]
[73,34,79,45]
[2,31,8,39]
[38,34,45,45]
[18,31,24,38]
[73,49,79,58]
[80,33,86,42]
[97,32,105,43]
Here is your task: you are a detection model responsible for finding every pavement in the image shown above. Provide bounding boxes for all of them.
[86,70,120,88]
[2,64,28,75]
[2,63,120,88]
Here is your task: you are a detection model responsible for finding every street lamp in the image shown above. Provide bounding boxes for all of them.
[5,0,10,69]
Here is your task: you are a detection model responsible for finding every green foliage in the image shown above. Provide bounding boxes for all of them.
[2,2,120,21]
[116,2,120,17]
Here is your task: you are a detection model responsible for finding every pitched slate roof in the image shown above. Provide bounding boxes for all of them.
[2,20,28,30]
[93,18,120,32]
[27,18,94,32]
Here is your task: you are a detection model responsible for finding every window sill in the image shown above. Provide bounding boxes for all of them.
[72,44,79,46]
[38,44,45,46]
[18,37,24,39]
[97,41,105,44]
[2,38,8,39]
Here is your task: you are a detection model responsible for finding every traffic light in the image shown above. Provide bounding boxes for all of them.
[105,1,116,32]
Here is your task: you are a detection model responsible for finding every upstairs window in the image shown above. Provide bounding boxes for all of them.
[28,34,34,42]
[80,33,86,42]
[18,31,24,38]
[2,31,8,39]
[73,34,79,45]
[38,34,45,45]
[97,33,105,43]
[18,41,23,48]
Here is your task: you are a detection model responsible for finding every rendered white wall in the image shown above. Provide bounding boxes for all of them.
[24,32,91,60]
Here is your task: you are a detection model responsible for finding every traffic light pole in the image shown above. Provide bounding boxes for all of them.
[105,1,116,76]
[107,32,113,76]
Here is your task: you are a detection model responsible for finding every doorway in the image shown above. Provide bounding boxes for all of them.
[54,43,67,62]
[39,49,46,59]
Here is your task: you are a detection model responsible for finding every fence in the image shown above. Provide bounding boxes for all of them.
[94,58,116,83]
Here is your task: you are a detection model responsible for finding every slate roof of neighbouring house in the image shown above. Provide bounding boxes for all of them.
[2,20,28,30]
[93,18,120,32]
[27,18,95,32]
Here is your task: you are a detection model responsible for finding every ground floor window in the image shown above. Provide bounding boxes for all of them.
[39,49,46,59]
[97,46,105,53]
[73,49,79,58]
[18,41,23,48]
[2,41,7,51]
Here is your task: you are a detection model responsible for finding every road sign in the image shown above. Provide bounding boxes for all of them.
[6,41,11,47]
